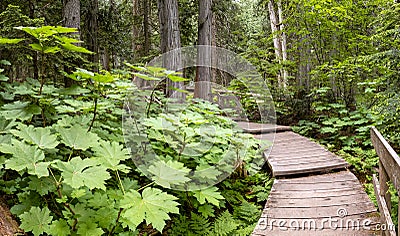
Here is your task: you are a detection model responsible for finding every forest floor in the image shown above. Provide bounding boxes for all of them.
[0,197,20,235]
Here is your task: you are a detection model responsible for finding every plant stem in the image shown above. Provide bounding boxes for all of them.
[39,52,45,95]
[116,171,125,195]
[88,97,98,132]
[137,181,155,192]
[108,208,123,236]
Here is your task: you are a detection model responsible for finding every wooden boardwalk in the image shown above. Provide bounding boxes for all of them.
[237,122,381,235]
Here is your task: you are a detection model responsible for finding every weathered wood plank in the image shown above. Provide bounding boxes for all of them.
[373,174,396,236]
[253,172,379,235]
[371,127,400,194]
[237,122,292,134]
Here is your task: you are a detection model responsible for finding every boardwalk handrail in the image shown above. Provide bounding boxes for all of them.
[371,127,398,236]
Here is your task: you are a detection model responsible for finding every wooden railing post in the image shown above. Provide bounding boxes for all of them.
[371,127,398,236]
[379,159,391,212]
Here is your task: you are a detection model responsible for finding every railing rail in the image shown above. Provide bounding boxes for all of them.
[371,127,399,236]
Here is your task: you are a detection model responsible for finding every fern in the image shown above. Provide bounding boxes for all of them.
[233,201,261,223]
[169,213,210,236]
[210,211,239,236]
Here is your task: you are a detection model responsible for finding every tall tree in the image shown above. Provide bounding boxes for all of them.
[86,0,99,72]
[194,0,212,101]
[267,0,287,89]
[62,0,81,87]
[158,0,184,99]
[63,0,81,35]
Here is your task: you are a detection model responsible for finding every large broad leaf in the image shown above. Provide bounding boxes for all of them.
[167,74,189,82]
[133,73,160,81]
[55,157,110,190]
[148,160,191,188]
[193,186,224,206]
[0,38,24,44]
[11,124,59,149]
[0,116,17,134]
[61,43,94,54]
[120,187,179,232]
[92,72,114,83]
[59,125,99,150]
[92,141,131,172]
[20,207,53,236]
[1,139,49,177]
[1,101,41,121]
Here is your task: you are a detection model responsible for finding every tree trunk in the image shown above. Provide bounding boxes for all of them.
[87,0,99,72]
[132,0,141,61]
[63,0,80,87]
[194,0,212,101]
[144,0,151,55]
[158,0,185,99]
[268,0,283,88]
[63,0,81,34]
[277,0,288,89]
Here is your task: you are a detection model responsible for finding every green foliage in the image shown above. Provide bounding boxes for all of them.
[120,187,180,232]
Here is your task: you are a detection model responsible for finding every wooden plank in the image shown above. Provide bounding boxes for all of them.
[270,158,346,167]
[273,162,348,176]
[267,152,335,161]
[373,174,396,236]
[237,122,292,134]
[267,193,373,208]
[272,180,361,191]
[265,202,376,219]
[371,127,400,194]
[276,171,357,183]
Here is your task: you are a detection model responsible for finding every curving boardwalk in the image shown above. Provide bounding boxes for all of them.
[237,122,381,236]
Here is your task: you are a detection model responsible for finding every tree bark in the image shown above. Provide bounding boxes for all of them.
[144,0,151,54]
[132,0,141,61]
[194,0,213,101]
[158,0,185,99]
[63,0,81,34]
[277,0,288,88]
[268,0,285,89]
[87,0,99,72]
[63,0,81,87]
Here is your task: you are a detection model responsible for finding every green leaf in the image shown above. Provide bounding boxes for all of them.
[125,63,147,71]
[76,222,104,236]
[0,116,17,134]
[0,60,11,65]
[198,204,215,218]
[48,219,70,236]
[20,206,53,236]
[54,35,81,44]
[62,43,94,54]
[59,125,99,150]
[0,74,9,81]
[55,157,110,190]
[193,186,224,206]
[212,211,238,235]
[1,139,49,177]
[167,74,189,82]
[120,188,179,232]
[0,38,24,44]
[29,43,43,51]
[148,160,191,188]
[92,141,131,172]
[28,176,56,196]
[133,73,160,81]
[11,124,59,149]
[1,101,41,121]
[92,73,114,83]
